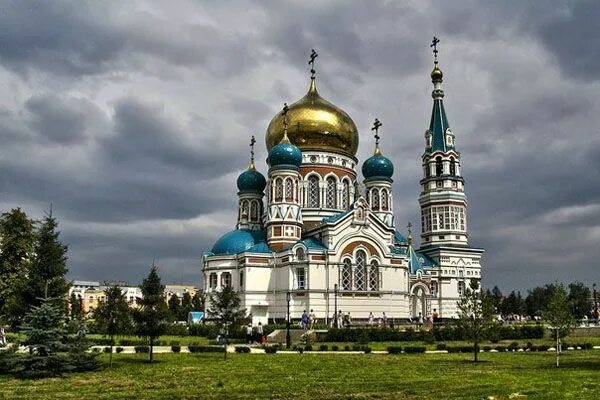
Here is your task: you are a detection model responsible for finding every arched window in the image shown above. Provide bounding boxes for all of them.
[355,250,366,291]
[341,259,352,290]
[381,189,388,211]
[435,156,443,176]
[371,189,379,210]
[341,179,350,210]
[369,260,379,291]
[295,247,305,261]
[275,178,283,201]
[308,176,320,207]
[250,201,258,221]
[326,177,337,209]
[285,178,293,201]
[425,160,431,177]
[241,201,249,218]
[450,157,456,176]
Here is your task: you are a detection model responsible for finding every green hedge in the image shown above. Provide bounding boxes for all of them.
[387,346,403,354]
[235,346,251,353]
[134,346,149,354]
[188,345,225,353]
[322,325,544,343]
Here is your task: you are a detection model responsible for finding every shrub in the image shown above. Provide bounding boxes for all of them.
[435,343,447,351]
[404,346,426,354]
[103,347,112,354]
[188,346,225,353]
[304,344,313,352]
[446,347,460,354]
[482,346,492,352]
[536,345,549,352]
[387,346,403,354]
[297,348,304,354]
[331,345,339,351]
[319,344,328,351]
[363,346,372,354]
[581,343,593,350]
[265,346,278,354]
[163,323,188,336]
[169,341,181,346]
[508,342,519,350]
[235,346,251,354]
[116,347,124,353]
[344,345,351,352]
[351,345,363,352]
[171,345,181,353]
[495,346,507,352]
[92,347,101,353]
[134,346,149,354]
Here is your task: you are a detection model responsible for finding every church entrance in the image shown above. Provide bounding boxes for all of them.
[411,285,428,319]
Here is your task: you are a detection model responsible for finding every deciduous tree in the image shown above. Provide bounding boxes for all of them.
[542,285,575,367]
[93,286,131,367]
[457,279,495,362]
[207,286,247,359]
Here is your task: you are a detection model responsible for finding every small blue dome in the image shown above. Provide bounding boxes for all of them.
[362,154,394,180]
[267,140,302,169]
[211,229,267,255]
[237,169,266,193]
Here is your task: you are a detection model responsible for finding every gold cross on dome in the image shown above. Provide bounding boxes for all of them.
[308,49,318,78]
[281,103,290,141]
[249,135,256,164]
[371,118,382,152]
[431,36,440,64]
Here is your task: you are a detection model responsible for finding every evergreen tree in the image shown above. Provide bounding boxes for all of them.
[542,285,575,367]
[180,292,193,321]
[167,295,182,322]
[93,286,131,367]
[526,284,558,317]
[456,279,495,362]
[207,286,247,360]
[69,292,83,321]
[132,266,169,363]
[0,208,35,323]
[490,286,503,313]
[26,211,70,309]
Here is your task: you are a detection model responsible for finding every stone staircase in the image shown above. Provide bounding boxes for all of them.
[267,329,315,345]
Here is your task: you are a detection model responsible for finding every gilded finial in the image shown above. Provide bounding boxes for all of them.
[248,135,256,170]
[281,103,290,142]
[371,118,383,155]
[407,222,413,245]
[308,49,318,79]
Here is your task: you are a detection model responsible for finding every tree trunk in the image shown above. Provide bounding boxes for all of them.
[150,337,154,364]
[555,330,559,368]
[223,335,227,360]
[109,335,114,368]
[474,338,479,363]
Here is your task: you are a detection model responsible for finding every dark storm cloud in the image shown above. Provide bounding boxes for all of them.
[0,0,597,291]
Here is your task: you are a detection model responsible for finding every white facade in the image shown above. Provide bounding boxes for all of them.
[203,54,484,325]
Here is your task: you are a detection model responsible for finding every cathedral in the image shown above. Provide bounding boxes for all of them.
[202,40,484,325]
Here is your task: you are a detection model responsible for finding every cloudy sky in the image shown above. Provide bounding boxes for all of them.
[0,0,598,292]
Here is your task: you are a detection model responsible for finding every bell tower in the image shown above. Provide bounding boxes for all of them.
[419,37,468,248]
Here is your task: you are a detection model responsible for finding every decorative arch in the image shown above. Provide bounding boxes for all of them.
[250,200,259,221]
[341,178,351,210]
[341,258,352,290]
[285,177,293,201]
[325,176,337,209]
[435,156,443,176]
[371,189,379,210]
[275,177,283,201]
[307,174,320,208]
[381,188,388,211]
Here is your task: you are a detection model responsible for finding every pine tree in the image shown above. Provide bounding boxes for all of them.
[93,286,131,367]
[132,266,169,363]
[69,292,83,321]
[457,279,495,362]
[0,208,35,323]
[25,211,70,310]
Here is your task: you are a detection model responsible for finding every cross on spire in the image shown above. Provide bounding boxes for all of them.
[249,135,256,169]
[308,49,318,79]
[281,103,290,141]
[431,36,440,65]
[372,118,383,154]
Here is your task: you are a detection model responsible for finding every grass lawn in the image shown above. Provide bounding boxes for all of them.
[1,351,599,399]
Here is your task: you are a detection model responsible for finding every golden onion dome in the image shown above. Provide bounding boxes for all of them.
[431,65,443,82]
[266,79,359,157]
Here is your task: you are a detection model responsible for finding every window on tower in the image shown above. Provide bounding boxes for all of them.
[435,157,443,176]
[450,157,456,176]
[381,189,388,211]
[341,179,350,210]
[371,189,379,210]
[458,281,465,297]
[221,272,232,288]
[250,201,259,221]
[369,260,379,291]
[296,267,306,290]
[431,281,438,297]
[209,273,217,290]
[275,178,283,201]
[326,177,337,209]
[285,178,293,201]
[308,176,320,207]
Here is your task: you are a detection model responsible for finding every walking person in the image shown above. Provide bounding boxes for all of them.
[0,325,6,347]
[309,309,316,330]
[417,312,424,328]
[368,312,374,327]
[337,310,343,329]
[256,322,265,344]
[246,323,253,344]
[301,310,309,332]
[382,312,388,327]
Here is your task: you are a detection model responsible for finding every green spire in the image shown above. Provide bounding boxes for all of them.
[427,36,453,153]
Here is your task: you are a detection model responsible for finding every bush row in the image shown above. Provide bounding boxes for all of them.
[92,338,184,346]
[386,346,427,354]
[322,325,545,343]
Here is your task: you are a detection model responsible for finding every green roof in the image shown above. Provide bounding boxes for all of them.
[428,99,452,152]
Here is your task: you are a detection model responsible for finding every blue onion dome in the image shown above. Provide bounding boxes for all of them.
[267,138,302,169]
[211,229,267,255]
[237,167,266,193]
[362,152,394,181]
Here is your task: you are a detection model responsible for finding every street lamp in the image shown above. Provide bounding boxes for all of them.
[286,291,291,349]
[593,284,598,323]
[334,283,338,328]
